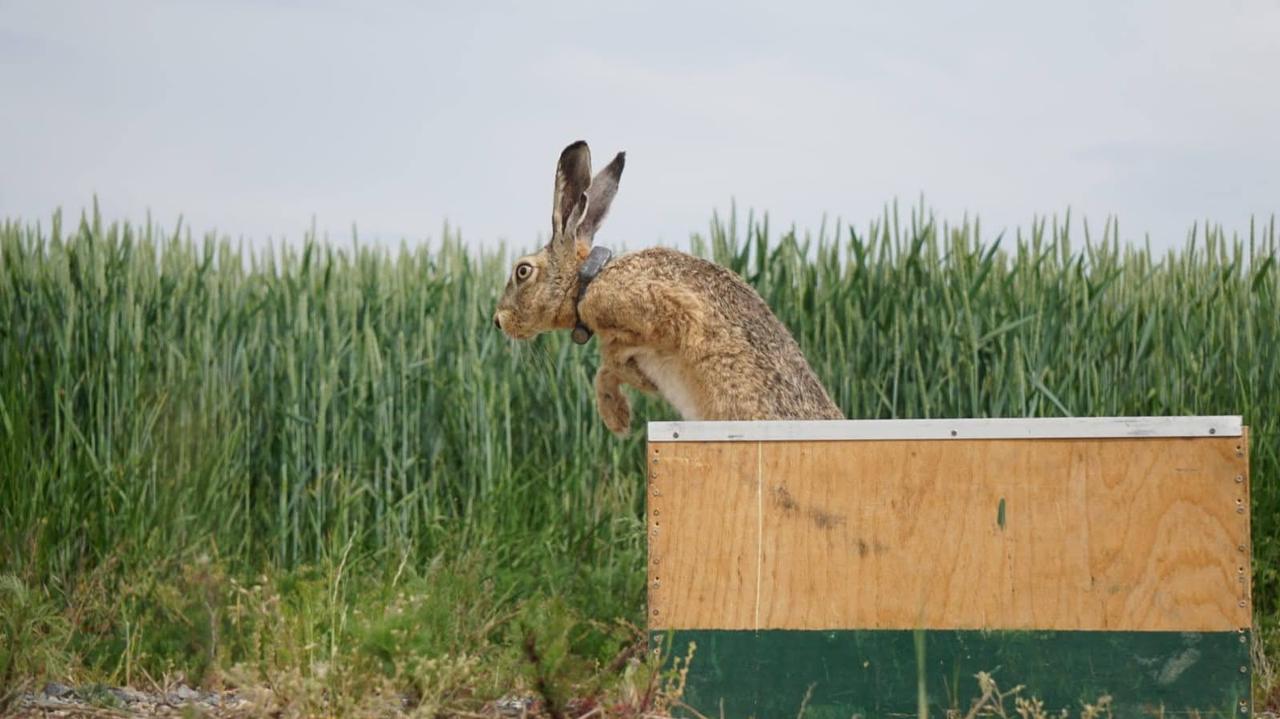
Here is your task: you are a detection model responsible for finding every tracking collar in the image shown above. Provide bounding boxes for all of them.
[571,245,613,344]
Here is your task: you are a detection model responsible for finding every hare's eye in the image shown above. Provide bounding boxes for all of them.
[515,263,533,281]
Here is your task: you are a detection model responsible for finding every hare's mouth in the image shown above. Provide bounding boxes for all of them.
[497,322,535,341]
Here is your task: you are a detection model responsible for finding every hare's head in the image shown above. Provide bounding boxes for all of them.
[494,140,625,339]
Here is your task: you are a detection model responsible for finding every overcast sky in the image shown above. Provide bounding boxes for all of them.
[2,0,1278,254]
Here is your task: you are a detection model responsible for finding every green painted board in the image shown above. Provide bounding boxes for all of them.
[652,629,1251,718]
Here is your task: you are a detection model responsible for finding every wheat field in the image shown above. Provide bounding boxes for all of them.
[1,201,1276,712]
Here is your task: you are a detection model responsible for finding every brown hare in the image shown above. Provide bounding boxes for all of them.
[493,140,842,435]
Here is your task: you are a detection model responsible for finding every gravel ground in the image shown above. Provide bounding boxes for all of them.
[7,683,548,718]
[8,683,254,717]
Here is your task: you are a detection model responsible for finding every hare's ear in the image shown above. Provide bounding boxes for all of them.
[577,151,625,244]
[552,141,592,241]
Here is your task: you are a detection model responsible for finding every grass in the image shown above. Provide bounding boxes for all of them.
[1,199,1277,713]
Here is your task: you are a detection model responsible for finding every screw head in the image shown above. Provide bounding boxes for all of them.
[1235,475,1245,483]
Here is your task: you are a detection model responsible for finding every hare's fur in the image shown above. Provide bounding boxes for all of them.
[493,141,841,435]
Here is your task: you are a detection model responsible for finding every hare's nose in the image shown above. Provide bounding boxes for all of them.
[493,315,502,330]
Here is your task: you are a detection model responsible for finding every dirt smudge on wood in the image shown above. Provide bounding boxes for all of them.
[771,484,847,530]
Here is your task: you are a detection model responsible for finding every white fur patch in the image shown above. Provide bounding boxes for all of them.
[631,350,702,420]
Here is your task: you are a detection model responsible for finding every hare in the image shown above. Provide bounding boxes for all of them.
[493,140,842,435]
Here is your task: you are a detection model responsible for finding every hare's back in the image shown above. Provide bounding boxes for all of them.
[602,247,842,420]
[637,248,796,338]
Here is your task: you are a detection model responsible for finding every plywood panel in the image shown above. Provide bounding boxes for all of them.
[648,434,1250,632]
[647,442,760,629]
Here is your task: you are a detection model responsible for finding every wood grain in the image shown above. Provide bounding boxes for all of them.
[647,442,760,630]
[647,434,1250,632]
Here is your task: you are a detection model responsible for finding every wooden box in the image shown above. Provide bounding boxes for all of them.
[646,417,1252,717]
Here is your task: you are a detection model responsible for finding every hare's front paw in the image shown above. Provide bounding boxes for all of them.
[595,371,632,437]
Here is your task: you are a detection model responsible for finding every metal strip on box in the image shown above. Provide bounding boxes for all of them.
[646,415,1242,442]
